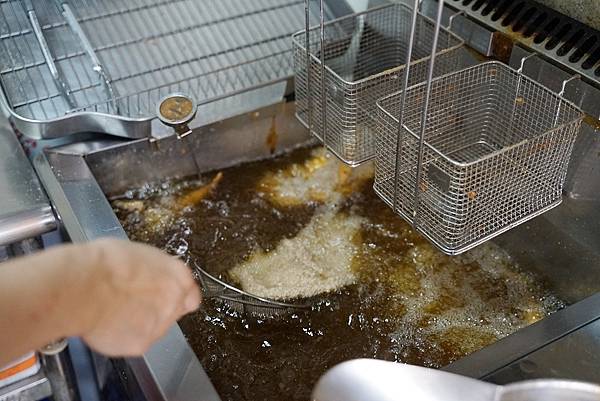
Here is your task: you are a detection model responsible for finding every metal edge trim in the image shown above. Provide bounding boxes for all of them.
[33,153,101,243]
[0,372,51,401]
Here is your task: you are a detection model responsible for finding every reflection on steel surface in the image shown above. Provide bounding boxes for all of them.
[0,115,55,244]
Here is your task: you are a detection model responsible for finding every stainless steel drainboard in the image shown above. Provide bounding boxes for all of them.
[0,0,334,138]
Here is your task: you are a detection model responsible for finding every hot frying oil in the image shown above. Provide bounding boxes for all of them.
[113,147,564,401]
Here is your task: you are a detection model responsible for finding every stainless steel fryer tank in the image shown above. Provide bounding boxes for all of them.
[28,0,600,399]
[34,93,600,400]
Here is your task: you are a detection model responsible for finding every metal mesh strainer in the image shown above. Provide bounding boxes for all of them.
[192,262,311,317]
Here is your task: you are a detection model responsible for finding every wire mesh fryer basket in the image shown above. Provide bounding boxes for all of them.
[374,61,583,255]
[292,3,464,166]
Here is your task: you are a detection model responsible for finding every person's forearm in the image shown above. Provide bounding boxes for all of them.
[0,245,97,366]
[0,239,200,365]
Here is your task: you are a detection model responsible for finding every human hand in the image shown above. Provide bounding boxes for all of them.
[77,239,201,356]
[0,239,200,365]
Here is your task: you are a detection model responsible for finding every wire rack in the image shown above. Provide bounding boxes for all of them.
[292,3,463,166]
[0,0,327,132]
[374,61,583,254]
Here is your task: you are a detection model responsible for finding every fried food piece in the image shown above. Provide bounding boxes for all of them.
[335,163,373,195]
[177,172,223,208]
[228,209,364,300]
[137,206,176,240]
[258,148,373,206]
[113,200,145,212]
[337,165,353,186]
[135,172,224,238]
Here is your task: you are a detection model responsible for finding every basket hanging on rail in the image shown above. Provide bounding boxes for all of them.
[374,59,583,255]
[293,3,464,166]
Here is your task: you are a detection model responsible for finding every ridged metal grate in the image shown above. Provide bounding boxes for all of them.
[0,0,327,121]
[447,0,600,85]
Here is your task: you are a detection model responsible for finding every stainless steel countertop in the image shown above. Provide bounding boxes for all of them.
[0,113,56,245]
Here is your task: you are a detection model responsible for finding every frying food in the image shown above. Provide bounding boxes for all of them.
[113,172,224,240]
[229,208,363,300]
[258,148,372,207]
[178,172,224,208]
[113,146,565,401]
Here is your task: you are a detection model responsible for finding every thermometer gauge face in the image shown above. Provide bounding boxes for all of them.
[157,94,197,127]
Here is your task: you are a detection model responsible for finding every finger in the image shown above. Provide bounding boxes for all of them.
[183,285,202,313]
[167,257,198,293]
[167,277,192,319]
[166,276,200,319]
[136,243,195,290]
[150,296,187,346]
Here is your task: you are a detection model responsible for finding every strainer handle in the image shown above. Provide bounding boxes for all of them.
[304,0,328,149]
[554,74,582,126]
[507,53,540,136]
[392,0,446,229]
[304,0,313,139]
[413,0,446,227]
[319,0,327,146]
[513,53,581,140]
